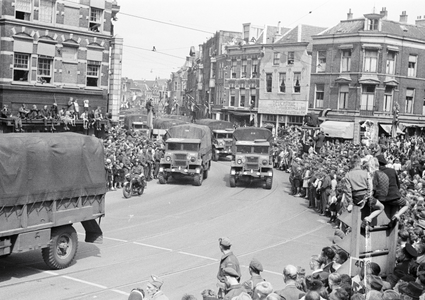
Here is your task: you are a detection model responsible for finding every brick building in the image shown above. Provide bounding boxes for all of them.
[0,0,119,123]
[309,8,425,143]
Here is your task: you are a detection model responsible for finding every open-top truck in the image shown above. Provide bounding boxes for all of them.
[195,119,234,161]
[0,133,106,269]
[152,118,188,140]
[229,127,274,189]
[158,123,212,186]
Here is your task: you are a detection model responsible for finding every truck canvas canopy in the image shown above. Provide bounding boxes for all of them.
[0,133,107,206]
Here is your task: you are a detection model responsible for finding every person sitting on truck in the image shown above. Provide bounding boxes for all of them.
[1,104,23,132]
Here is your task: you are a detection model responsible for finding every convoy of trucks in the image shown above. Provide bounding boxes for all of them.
[0,133,107,269]
[195,119,234,161]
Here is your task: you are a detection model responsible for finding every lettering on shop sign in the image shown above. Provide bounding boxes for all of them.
[258,100,308,115]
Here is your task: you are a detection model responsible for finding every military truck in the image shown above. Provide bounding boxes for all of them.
[123,114,150,136]
[0,133,107,269]
[152,118,188,140]
[229,127,274,189]
[158,124,212,186]
[195,119,234,161]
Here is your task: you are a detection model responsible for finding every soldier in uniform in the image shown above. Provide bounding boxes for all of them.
[222,267,245,300]
[217,237,241,298]
[242,258,265,297]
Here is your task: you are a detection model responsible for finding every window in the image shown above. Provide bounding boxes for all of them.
[230,88,235,106]
[239,89,245,107]
[338,85,349,109]
[317,51,326,72]
[250,88,256,108]
[89,8,103,32]
[315,84,324,108]
[383,86,393,112]
[364,50,378,72]
[39,0,54,23]
[37,56,53,83]
[386,51,396,75]
[273,52,280,65]
[279,73,286,93]
[367,19,379,30]
[15,0,31,20]
[241,60,247,78]
[266,73,272,92]
[405,88,415,114]
[341,49,351,72]
[251,59,258,78]
[361,85,375,110]
[231,60,237,79]
[293,72,301,93]
[87,60,101,86]
[408,55,417,77]
[13,53,30,81]
[287,52,294,64]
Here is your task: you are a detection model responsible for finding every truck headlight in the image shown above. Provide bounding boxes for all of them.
[262,159,268,165]
[166,156,171,162]
[237,159,242,165]
[190,156,196,162]
[159,167,164,172]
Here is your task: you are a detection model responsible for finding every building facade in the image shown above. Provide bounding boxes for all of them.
[0,0,119,117]
[310,8,425,143]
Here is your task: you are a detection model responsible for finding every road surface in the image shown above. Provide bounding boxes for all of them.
[0,159,335,299]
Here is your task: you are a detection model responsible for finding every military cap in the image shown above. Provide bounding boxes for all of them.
[249,258,263,273]
[219,237,231,247]
[404,243,418,258]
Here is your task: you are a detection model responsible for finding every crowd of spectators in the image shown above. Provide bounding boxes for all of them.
[101,121,425,300]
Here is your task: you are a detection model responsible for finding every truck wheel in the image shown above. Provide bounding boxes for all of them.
[229,175,236,187]
[203,169,208,179]
[264,177,272,190]
[193,173,203,186]
[123,183,132,198]
[158,174,167,184]
[42,225,78,269]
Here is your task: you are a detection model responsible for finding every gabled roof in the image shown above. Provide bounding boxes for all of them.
[319,18,425,41]
[274,24,326,51]
[255,25,290,44]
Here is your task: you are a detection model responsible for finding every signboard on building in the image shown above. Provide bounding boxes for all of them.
[258,100,308,116]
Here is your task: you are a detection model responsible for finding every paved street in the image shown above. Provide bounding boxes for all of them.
[0,159,334,299]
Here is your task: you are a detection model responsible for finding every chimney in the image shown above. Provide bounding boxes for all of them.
[416,15,425,27]
[380,7,388,20]
[400,11,408,23]
[347,8,353,20]
[277,21,281,34]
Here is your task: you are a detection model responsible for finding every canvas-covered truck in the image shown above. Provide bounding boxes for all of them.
[195,119,234,161]
[0,133,107,269]
[158,124,212,186]
[152,118,188,140]
[123,114,150,136]
[229,127,274,189]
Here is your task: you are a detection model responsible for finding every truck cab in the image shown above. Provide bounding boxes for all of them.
[212,128,234,161]
[229,128,274,189]
[132,121,151,136]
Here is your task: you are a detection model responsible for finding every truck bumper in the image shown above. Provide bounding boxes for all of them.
[230,169,273,178]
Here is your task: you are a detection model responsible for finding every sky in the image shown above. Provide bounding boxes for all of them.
[113,0,423,81]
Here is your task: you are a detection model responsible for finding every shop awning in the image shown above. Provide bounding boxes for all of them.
[380,124,404,135]
[320,121,354,139]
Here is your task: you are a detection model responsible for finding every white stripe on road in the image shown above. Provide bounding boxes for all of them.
[62,275,108,289]
[178,251,218,261]
[133,241,173,251]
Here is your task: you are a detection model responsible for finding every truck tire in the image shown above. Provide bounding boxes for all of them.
[203,169,208,179]
[42,225,78,269]
[229,175,236,187]
[193,173,203,186]
[264,177,272,190]
[158,174,167,184]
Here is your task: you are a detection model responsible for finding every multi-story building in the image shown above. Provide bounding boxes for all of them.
[310,8,425,143]
[258,24,325,130]
[0,0,120,121]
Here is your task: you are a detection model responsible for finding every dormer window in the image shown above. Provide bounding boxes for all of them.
[364,13,383,31]
[367,19,379,30]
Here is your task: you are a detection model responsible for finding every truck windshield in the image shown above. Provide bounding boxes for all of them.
[216,133,232,139]
[167,143,199,151]
[133,124,148,130]
[236,145,251,153]
[253,146,269,154]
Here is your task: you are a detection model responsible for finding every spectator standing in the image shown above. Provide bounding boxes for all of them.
[242,258,265,297]
[314,129,326,153]
[275,265,306,300]
[217,237,241,297]
[223,268,246,300]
